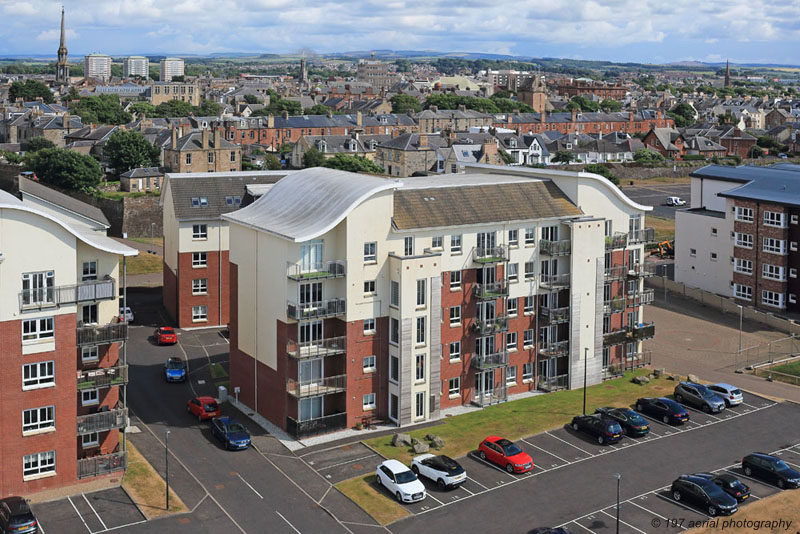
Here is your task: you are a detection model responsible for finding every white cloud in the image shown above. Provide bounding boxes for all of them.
[36,28,78,41]
[2,1,38,16]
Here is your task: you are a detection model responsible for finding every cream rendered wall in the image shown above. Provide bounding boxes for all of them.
[76,241,122,324]
[691,177,734,212]
[162,183,179,273]
[675,209,733,297]
[177,220,229,254]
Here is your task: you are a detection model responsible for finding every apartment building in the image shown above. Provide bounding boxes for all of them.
[356,60,397,89]
[0,189,136,499]
[149,82,200,107]
[554,79,627,100]
[122,56,148,79]
[223,164,655,439]
[676,164,800,312]
[160,171,288,328]
[84,54,112,82]
[159,58,185,82]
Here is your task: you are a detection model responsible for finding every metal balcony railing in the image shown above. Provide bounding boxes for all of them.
[76,323,128,347]
[20,279,116,310]
[626,263,657,278]
[473,281,508,299]
[539,239,571,256]
[628,228,656,245]
[624,350,652,369]
[76,408,127,436]
[472,245,508,264]
[540,306,570,323]
[471,316,509,335]
[77,451,127,479]
[286,261,346,281]
[470,351,509,370]
[539,340,569,357]
[540,273,570,288]
[628,322,656,341]
[605,232,628,250]
[286,374,347,398]
[627,289,655,307]
[603,298,626,315]
[604,265,627,281]
[286,412,347,439]
[603,329,628,346]
[286,298,346,321]
[538,373,569,392]
[286,335,347,359]
[77,365,128,390]
[472,385,507,406]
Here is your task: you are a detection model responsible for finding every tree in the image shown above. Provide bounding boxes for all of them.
[498,149,515,165]
[748,146,765,158]
[104,130,160,174]
[128,102,156,117]
[600,99,622,112]
[552,150,574,163]
[24,137,56,152]
[302,146,325,168]
[153,100,195,117]
[322,154,384,173]
[2,151,24,164]
[195,100,222,116]
[566,95,600,112]
[65,86,81,104]
[243,94,260,105]
[667,102,696,128]
[24,148,103,192]
[391,94,422,114]
[633,148,665,162]
[70,95,132,125]
[9,79,54,103]
[171,75,185,82]
[304,104,333,115]
[263,154,282,170]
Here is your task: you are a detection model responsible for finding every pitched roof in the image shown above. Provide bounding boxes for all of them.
[121,167,163,178]
[18,176,110,227]
[172,130,238,151]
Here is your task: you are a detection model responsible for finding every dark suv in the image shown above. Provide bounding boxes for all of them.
[673,382,725,413]
[742,453,800,489]
[570,414,623,445]
[0,497,38,534]
[671,475,738,516]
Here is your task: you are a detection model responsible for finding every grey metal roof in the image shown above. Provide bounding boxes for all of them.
[696,164,800,207]
[18,176,110,227]
[121,167,163,178]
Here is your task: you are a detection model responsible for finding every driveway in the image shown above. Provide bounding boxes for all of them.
[620,184,691,219]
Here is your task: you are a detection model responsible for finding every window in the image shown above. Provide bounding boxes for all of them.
[733,283,752,301]
[207,152,214,163]
[363,355,376,372]
[732,258,752,275]
[507,298,518,316]
[81,346,99,363]
[507,332,517,350]
[363,242,377,262]
[710,252,718,261]
[191,197,200,207]
[192,252,207,267]
[523,363,533,382]
[508,229,519,246]
[450,234,462,253]
[22,317,54,342]
[416,279,427,307]
[415,354,425,381]
[364,280,376,295]
[763,211,786,228]
[230,151,237,162]
[762,264,786,281]
[542,225,559,241]
[415,391,425,419]
[793,215,799,225]
[23,451,55,478]
[81,304,97,324]
[192,224,208,239]
[449,341,461,361]
[735,206,753,222]
[22,361,54,390]
[22,406,55,434]
[523,329,534,348]
[363,393,376,410]
[689,248,697,257]
[524,296,535,315]
[185,153,192,165]
[763,238,786,255]
[21,271,54,305]
[390,355,399,382]
[448,377,460,396]
[524,227,536,245]
[791,268,798,278]
[762,290,785,309]
[506,366,517,385]
[508,263,518,282]
[416,316,426,345]
[192,305,208,321]
[449,306,461,326]
[81,433,99,448]
[390,281,400,307]
[363,318,376,334]
[81,388,99,406]
[450,270,462,290]
[711,227,718,236]
[82,261,97,281]
[604,220,613,236]
[404,236,414,256]
[524,261,536,280]
[390,318,399,345]
[431,236,443,249]
[192,278,208,295]
[734,233,753,249]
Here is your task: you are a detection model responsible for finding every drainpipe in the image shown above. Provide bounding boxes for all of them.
[254,233,258,414]
[219,220,222,326]
[122,256,127,453]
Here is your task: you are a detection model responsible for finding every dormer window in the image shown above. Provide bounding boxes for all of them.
[379,116,388,124]
[199,197,208,206]
[349,140,357,151]
[316,140,327,153]
[509,139,517,148]
[369,140,377,150]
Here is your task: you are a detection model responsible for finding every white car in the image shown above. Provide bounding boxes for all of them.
[665,196,686,206]
[411,454,467,489]
[119,307,134,323]
[707,383,743,407]
[376,459,426,503]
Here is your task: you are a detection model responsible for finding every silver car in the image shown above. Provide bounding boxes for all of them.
[673,382,726,413]
[707,383,744,407]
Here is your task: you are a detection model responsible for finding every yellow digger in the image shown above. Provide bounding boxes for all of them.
[653,240,674,258]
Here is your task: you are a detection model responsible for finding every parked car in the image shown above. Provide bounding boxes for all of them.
[742,452,800,489]
[0,497,37,534]
[376,459,426,503]
[154,326,178,345]
[779,153,789,159]
[164,357,187,382]
[119,307,134,323]
[594,407,650,436]
[478,436,533,473]
[665,196,686,206]
[706,383,743,407]
[186,396,220,421]
[411,454,466,489]
[673,382,726,413]
[671,474,738,516]
[570,414,623,444]
[635,397,690,424]
[211,417,251,450]
[694,473,751,502]
[530,529,574,534]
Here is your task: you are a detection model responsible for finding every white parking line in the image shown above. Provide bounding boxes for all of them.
[67,497,93,534]
[466,476,488,490]
[82,494,107,531]
[629,499,683,529]
[469,452,517,479]
[545,431,592,456]
[521,439,570,463]
[782,459,800,470]
[600,509,648,534]
[426,493,445,506]
[237,473,264,499]
[570,521,597,533]
[316,454,378,471]
[784,448,800,456]
[276,510,302,533]
[656,493,710,519]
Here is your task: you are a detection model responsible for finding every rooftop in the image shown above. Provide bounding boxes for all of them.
[694,164,800,207]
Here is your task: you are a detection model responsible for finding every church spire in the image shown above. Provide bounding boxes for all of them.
[724,59,731,88]
[56,6,70,83]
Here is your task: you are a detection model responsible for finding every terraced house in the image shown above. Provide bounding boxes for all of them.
[224,164,655,439]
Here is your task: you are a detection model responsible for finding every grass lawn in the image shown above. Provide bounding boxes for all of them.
[768,359,800,377]
[687,490,800,533]
[121,252,162,276]
[210,363,228,380]
[624,176,691,186]
[129,237,161,247]
[756,359,800,386]
[335,474,409,525]
[648,216,675,242]
[123,441,187,519]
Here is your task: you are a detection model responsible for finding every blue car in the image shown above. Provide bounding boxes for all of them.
[164,357,187,382]
[211,417,251,450]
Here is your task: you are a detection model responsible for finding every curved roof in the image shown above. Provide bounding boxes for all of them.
[0,190,138,256]
[222,168,397,242]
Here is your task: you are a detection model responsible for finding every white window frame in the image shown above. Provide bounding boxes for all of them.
[506,365,517,385]
[524,261,536,280]
[82,261,98,281]
[734,232,753,249]
[390,281,400,307]
[81,388,99,406]
[363,280,376,295]
[81,432,100,448]
[81,346,99,363]
[448,377,460,397]
[734,206,753,223]
[23,451,55,479]
[192,305,208,322]
[192,252,207,267]
[450,270,461,290]
[192,278,208,295]
[762,237,786,255]
[522,362,534,383]
[415,354,425,382]
[763,211,786,228]
[449,306,461,326]
[22,361,55,390]
[523,329,534,348]
[450,234,462,253]
[363,318,376,334]
[524,227,536,245]
[733,258,753,275]
[22,317,55,342]
[507,298,518,316]
[506,332,517,351]
[22,406,55,434]
[524,295,534,315]
[431,236,443,249]
[762,264,786,282]
[362,393,376,410]
[761,290,785,309]
[508,229,519,246]
[508,263,518,282]
[449,341,461,361]
[733,283,752,301]
[404,236,414,256]
[415,391,425,419]
[362,355,376,373]
[192,224,208,240]
[689,248,697,257]
[415,316,426,345]
[363,242,377,263]
[416,279,426,308]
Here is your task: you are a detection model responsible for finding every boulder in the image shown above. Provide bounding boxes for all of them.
[431,437,445,449]
[653,368,665,378]
[424,433,438,442]
[413,441,430,454]
[391,433,411,447]
[632,375,650,385]
[666,375,676,381]
[411,438,420,445]
[687,374,700,383]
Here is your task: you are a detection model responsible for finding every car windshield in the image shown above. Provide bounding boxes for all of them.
[161,328,174,334]
[501,443,523,456]
[204,403,218,412]
[698,387,716,399]
[10,512,35,524]
[607,422,622,433]
[167,360,184,369]
[665,400,684,413]
[395,470,417,484]
[731,389,742,395]
[773,459,792,472]
[702,482,728,500]
[432,456,460,471]
[227,423,246,433]
[626,411,646,424]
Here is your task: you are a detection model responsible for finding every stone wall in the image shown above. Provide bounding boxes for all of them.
[120,196,162,238]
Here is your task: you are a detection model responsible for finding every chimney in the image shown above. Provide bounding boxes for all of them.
[418,133,428,147]
[214,129,222,149]
[281,111,289,120]
[430,105,438,113]
[202,128,209,149]
[356,111,362,126]
[62,111,70,127]
[171,126,178,149]
[457,104,466,112]
[482,140,498,160]
[267,114,274,128]
[629,111,635,122]
[326,110,333,118]
[571,108,577,123]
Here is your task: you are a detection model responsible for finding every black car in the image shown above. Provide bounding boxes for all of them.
[635,397,690,425]
[570,414,623,444]
[594,407,650,436]
[211,417,251,450]
[671,475,738,516]
[0,496,38,534]
[742,453,800,489]
[694,473,751,502]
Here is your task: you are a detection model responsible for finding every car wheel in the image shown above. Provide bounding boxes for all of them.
[662,415,670,424]
[708,505,717,516]
[673,490,681,501]
[597,435,605,445]
[395,492,403,503]
[744,466,753,477]
[225,440,231,450]
[437,479,446,490]
[675,394,683,403]
[778,479,785,489]
[376,476,382,488]
[636,403,643,412]
[572,423,579,431]
[411,465,419,475]
[479,450,487,461]
[506,463,514,473]
[702,404,710,413]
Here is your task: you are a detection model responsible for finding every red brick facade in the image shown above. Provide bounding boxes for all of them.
[494,111,673,137]
[169,251,229,328]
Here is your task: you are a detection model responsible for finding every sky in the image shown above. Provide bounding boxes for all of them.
[1,0,800,65]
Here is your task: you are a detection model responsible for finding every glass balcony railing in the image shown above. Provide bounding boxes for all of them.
[76,408,127,436]
[540,273,570,288]
[77,365,128,390]
[539,239,571,256]
[605,232,628,250]
[472,245,508,264]
[76,323,128,347]
[470,351,509,370]
[471,316,509,335]
[286,261,346,281]
[286,336,347,359]
[628,228,656,245]
[286,374,347,398]
[287,412,347,439]
[540,306,570,323]
[286,298,346,321]
[473,281,508,299]
[539,340,569,357]
[20,279,116,310]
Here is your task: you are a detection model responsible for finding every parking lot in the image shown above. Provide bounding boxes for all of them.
[620,183,691,219]
[32,487,146,534]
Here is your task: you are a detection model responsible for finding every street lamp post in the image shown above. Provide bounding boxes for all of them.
[614,473,621,534]
[583,347,588,415]
[738,305,743,369]
[165,429,171,510]
[150,222,156,254]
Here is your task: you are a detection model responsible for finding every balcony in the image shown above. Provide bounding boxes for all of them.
[626,263,657,278]
[77,365,128,390]
[539,340,569,357]
[76,408,127,436]
[286,261,346,281]
[540,273,570,289]
[473,281,508,299]
[628,322,656,341]
[76,323,128,347]
[603,329,628,347]
[604,265,627,281]
[472,245,508,264]
[627,289,655,307]
[77,451,127,479]
[624,350,652,369]
[605,232,628,250]
[286,298,346,321]
[539,239,571,256]
[286,336,347,360]
[628,228,656,245]
[472,385,507,407]
[287,412,347,439]
[471,351,509,370]
[19,279,116,310]
[471,316,509,335]
[603,298,625,315]
[287,374,347,398]
[540,306,570,324]
[538,373,569,392]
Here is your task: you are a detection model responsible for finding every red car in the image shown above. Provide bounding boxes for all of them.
[478,436,534,473]
[187,396,220,421]
[154,327,178,345]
